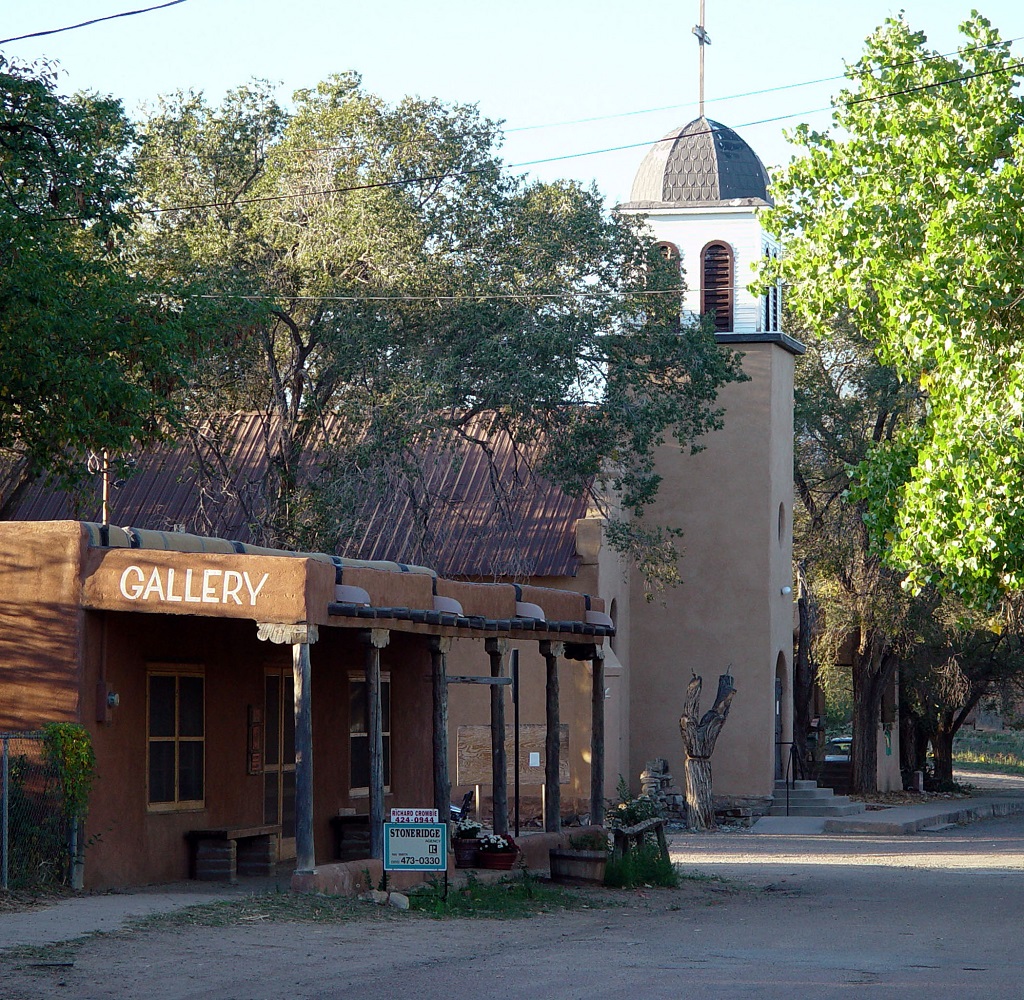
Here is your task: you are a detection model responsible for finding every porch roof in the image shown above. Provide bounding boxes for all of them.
[75,521,611,642]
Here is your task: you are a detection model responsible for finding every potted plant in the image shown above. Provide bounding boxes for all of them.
[549,830,608,884]
[452,817,483,868]
[475,833,519,870]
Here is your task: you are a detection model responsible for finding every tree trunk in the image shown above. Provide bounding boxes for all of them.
[932,712,956,787]
[850,644,898,793]
[793,570,817,779]
[679,673,736,831]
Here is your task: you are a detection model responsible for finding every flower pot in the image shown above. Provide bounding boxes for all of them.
[452,837,480,869]
[549,848,607,884]
[476,849,519,870]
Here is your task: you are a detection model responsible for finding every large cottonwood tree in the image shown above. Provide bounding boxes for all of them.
[133,73,744,578]
[761,13,1024,610]
[0,58,215,514]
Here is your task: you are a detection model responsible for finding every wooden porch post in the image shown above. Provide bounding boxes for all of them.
[485,637,509,836]
[257,622,318,874]
[539,640,564,833]
[590,645,605,827]
[429,636,452,824]
[362,628,390,859]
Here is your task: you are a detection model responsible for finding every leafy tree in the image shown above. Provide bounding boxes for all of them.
[0,58,214,514]
[761,13,1024,609]
[133,74,744,578]
[788,310,922,790]
[900,609,1024,787]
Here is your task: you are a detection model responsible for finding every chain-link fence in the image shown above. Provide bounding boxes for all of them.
[1,732,73,890]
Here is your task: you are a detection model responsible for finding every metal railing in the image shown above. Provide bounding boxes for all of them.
[775,741,799,817]
[1,732,73,891]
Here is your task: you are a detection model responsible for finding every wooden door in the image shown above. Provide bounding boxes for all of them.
[264,668,296,859]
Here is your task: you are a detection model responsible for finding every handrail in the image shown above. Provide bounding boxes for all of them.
[775,740,799,817]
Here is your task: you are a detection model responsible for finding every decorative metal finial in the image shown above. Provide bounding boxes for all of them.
[692,0,711,119]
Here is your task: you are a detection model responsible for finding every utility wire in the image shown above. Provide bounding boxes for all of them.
[0,1,189,45]
[198,287,689,303]
[43,56,1024,223]
[506,34,1024,134]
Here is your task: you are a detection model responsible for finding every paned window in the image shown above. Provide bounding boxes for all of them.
[148,667,204,810]
[701,241,734,332]
[349,673,391,795]
[762,243,782,332]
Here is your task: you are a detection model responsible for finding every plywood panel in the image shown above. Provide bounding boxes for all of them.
[457,725,569,786]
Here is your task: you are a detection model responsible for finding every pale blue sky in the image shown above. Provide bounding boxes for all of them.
[3,1,1022,205]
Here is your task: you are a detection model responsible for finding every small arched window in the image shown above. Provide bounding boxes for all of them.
[701,241,734,332]
[654,241,680,263]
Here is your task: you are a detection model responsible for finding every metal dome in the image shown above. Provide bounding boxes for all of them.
[623,117,772,208]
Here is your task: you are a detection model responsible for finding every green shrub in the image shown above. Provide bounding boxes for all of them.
[604,840,678,889]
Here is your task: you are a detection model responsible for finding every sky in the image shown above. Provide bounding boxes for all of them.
[3,0,1024,206]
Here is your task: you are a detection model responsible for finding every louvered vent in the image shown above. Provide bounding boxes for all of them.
[701,242,733,332]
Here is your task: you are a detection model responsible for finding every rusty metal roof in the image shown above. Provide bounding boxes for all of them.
[12,413,589,580]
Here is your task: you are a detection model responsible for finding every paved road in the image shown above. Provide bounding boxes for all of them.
[4,809,1023,999]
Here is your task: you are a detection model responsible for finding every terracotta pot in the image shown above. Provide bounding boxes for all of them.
[452,837,480,868]
[476,849,519,871]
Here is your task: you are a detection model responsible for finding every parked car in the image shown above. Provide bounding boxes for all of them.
[825,736,852,762]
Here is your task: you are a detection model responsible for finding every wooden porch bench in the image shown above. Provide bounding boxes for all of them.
[611,816,669,865]
[186,825,280,882]
[329,814,371,862]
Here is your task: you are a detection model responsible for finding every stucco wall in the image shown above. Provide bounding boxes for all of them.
[626,341,795,800]
[0,521,87,729]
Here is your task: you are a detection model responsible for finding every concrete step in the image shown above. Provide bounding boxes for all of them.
[774,790,847,802]
[769,779,866,818]
[768,800,865,817]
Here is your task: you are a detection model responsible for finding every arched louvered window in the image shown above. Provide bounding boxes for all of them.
[654,241,680,263]
[701,241,734,333]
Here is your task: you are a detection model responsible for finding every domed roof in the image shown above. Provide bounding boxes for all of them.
[622,117,772,209]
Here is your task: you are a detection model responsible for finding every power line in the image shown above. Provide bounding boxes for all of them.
[198,287,688,304]
[0,1,189,46]
[505,34,1024,134]
[46,56,1024,224]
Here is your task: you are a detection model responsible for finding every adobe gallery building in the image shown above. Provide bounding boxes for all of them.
[5,113,823,888]
[0,520,611,889]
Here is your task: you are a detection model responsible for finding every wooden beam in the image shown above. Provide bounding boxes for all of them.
[446,675,512,686]
[362,629,390,858]
[429,636,451,825]
[590,646,605,826]
[256,623,318,875]
[292,640,315,873]
[486,638,509,836]
[540,640,564,833]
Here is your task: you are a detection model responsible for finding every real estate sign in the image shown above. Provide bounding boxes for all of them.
[383,822,447,871]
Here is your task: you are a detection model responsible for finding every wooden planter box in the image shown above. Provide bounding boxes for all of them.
[549,848,607,884]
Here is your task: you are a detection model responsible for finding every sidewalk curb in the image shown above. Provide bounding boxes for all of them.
[823,797,1024,835]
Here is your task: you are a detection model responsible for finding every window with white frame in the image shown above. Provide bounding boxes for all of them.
[348,673,391,795]
[147,666,205,810]
[762,241,782,332]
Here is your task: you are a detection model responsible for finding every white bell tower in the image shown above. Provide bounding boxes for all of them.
[612,3,803,808]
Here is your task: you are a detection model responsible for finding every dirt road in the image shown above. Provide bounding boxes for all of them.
[3,809,1023,999]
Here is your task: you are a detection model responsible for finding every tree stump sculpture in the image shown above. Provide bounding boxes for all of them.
[679,672,737,830]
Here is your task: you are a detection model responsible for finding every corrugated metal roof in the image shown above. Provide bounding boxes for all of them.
[12,413,588,580]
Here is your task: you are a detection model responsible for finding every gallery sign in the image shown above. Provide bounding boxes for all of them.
[81,548,333,624]
[117,565,270,607]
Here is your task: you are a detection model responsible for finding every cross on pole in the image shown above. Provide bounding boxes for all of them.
[692,0,711,119]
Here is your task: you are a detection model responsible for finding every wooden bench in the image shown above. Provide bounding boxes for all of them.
[186,825,280,882]
[611,816,669,864]
[329,814,371,862]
